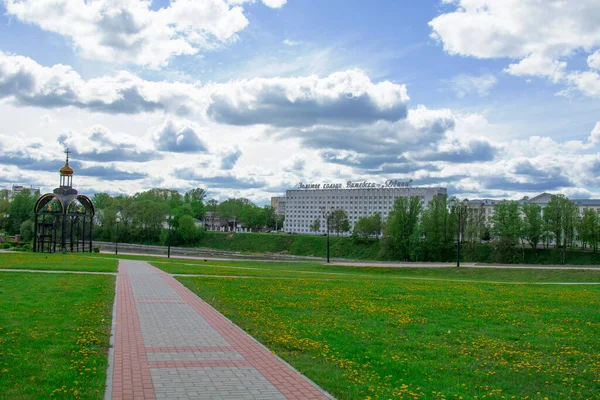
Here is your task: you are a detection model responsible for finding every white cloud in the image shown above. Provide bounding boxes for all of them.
[429,0,600,82]
[153,119,208,153]
[220,147,242,170]
[39,114,52,127]
[205,69,410,126]
[276,105,457,167]
[504,54,566,82]
[0,50,202,114]
[590,122,600,145]
[261,0,287,8]
[566,71,600,98]
[282,39,300,46]
[0,51,409,126]
[227,0,287,8]
[448,74,497,98]
[2,0,287,67]
[58,125,159,162]
[588,50,600,70]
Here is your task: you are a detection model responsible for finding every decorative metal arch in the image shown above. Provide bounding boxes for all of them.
[75,195,95,215]
[34,193,65,214]
[33,192,95,253]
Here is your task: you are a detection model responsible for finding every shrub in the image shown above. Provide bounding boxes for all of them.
[92,247,100,253]
[19,220,34,242]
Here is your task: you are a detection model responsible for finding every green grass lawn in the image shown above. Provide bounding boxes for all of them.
[0,272,115,399]
[0,252,118,272]
[178,272,600,399]
[143,256,600,283]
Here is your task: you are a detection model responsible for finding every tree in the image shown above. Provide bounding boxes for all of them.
[189,200,205,220]
[135,188,183,209]
[544,195,567,247]
[206,199,219,229]
[544,194,579,263]
[184,188,207,203]
[381,196,423,261]
[172,203,194,228]
[0,197,9,232]
[182,188,206,221]
[464,203,487,243]
[8,189,37,235]
[218,198,245,229]
[461,202,488,262]
[309,218,321,233]
[421,194,453,261]
[579,208,599,251]
[131,199,169,243]
[329,209,350,236]
[522,202,543,251]
[263,206,281,230]
[0,189,9,202]
[240,204,266,229]
[490,200,522,263]
[20,219,34,242]
[92,192,113,210]
[352,213,382,240]
[177,215,203,244]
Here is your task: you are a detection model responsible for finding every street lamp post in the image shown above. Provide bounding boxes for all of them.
[321,207,333,263]
[450,198,468,267]
[456,207,461,267]
[167,214,173,258]
[114,217,121,255]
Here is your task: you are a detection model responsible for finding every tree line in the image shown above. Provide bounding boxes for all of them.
[378,193,595,263]
[2,187,597,264]
[308,193,597,263]
[0,188,284,246]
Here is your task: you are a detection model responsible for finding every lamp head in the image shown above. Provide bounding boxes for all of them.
[115,217,121,223]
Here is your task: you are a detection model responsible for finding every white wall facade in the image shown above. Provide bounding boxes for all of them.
[282,186,447,235]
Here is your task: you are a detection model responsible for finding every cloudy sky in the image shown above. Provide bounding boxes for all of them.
[1,0,599,204]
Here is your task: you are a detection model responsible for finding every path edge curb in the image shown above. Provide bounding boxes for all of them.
[104,274,118,400]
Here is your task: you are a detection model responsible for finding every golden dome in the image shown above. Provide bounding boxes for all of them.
[60,163,74,176]
[60,148,74,176]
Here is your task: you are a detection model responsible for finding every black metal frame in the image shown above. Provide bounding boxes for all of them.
[33,194,95,253]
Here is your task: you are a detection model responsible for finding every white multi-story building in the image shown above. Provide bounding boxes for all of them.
[9,184,40,199]
[278,180,446,235]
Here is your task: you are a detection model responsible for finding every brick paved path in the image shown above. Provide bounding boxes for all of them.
[110,260,330,400]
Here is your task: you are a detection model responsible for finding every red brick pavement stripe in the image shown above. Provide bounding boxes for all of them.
[112,269,156,400]
[155,268,330,400]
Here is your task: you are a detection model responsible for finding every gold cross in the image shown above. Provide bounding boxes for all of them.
[64,148,71,163]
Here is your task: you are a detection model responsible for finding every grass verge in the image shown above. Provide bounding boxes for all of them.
[0,272,115,399]
[145,257,600,283]
[178,273,600,399]
[0,252,118,272]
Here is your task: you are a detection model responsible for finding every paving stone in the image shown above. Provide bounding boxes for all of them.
[150,367,287,400]
[147,351,244,362]
[136,303,229,348]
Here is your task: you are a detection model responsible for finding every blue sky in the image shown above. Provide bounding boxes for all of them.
[0,0,599,204]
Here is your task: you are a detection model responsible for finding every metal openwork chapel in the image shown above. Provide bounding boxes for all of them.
[33,149,95,253]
